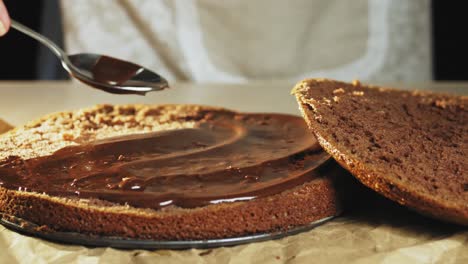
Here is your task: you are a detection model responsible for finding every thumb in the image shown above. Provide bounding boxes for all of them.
[0,0,11,36]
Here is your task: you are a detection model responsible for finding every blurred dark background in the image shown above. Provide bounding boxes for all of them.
[0,1,466,81]
[431,1,468,81]
[0,0,68,80]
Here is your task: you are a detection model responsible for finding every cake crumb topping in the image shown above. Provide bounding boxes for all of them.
[333,88,345,94]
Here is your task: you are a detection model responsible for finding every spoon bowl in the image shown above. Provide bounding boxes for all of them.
[10,20,169,95]
[67,54,169,95]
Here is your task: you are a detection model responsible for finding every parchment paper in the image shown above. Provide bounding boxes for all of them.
[0,120,466,264]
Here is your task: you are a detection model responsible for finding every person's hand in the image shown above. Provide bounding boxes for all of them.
[0,0,10,36]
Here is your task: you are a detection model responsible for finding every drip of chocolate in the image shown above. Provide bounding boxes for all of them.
[0,113,330,210]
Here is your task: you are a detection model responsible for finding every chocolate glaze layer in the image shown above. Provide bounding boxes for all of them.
[0,113,330,210]
[69,55,163,95]
[91,56,143,86]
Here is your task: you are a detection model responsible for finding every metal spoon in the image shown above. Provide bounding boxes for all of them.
[10,20,169,95]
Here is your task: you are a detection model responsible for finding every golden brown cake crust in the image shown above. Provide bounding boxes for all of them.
[0,177,339,240]
[293,78,468,225]
[0,119,12,134]
[0,104,342,240]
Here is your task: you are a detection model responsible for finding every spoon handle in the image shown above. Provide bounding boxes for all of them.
[10,20,67,60]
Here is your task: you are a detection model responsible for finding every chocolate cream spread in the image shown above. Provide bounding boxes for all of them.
[0,113,330,210]
[68,55,154,95]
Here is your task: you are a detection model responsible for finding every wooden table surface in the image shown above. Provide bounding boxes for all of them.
[0,80,466,126]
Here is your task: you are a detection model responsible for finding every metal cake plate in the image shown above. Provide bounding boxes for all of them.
[0,214,335,249]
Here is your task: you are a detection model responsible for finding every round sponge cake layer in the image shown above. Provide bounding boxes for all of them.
[293,79,467,225]
[0,104,342,240]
